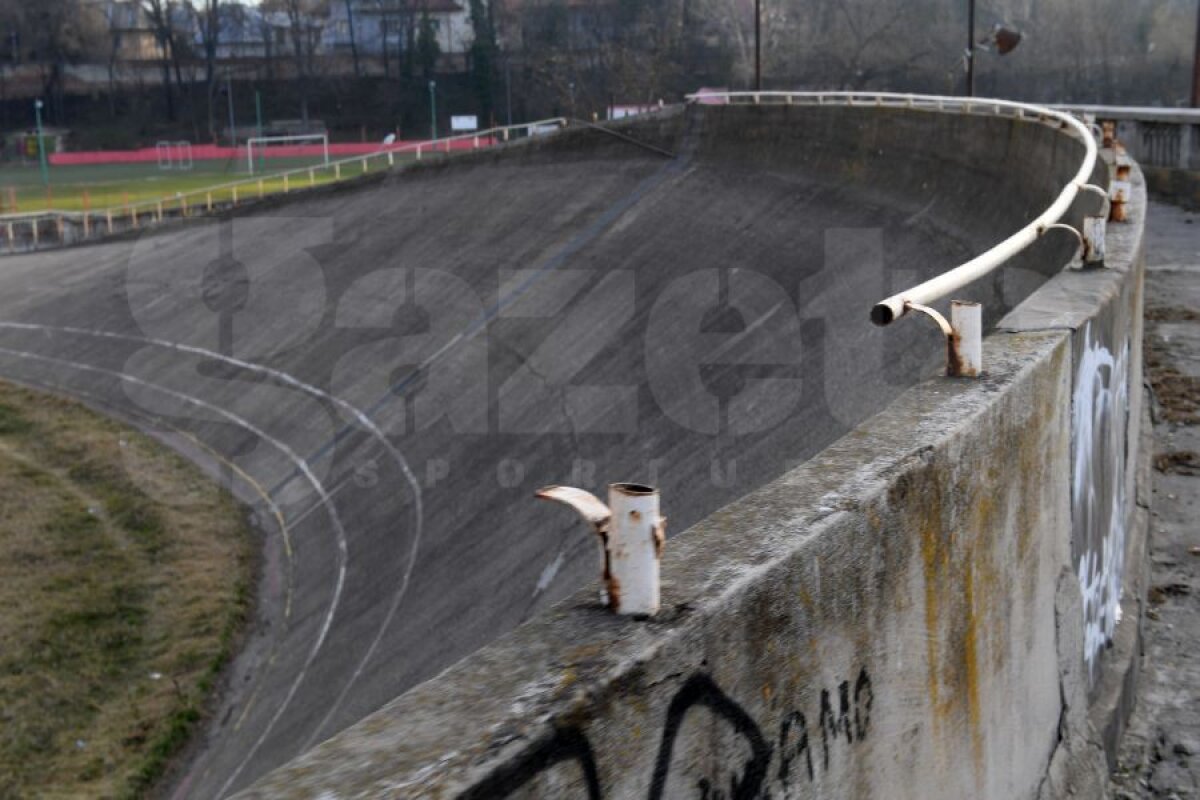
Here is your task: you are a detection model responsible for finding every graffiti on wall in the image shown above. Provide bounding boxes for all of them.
[1071,319,1131,681]
[462,668,873,799]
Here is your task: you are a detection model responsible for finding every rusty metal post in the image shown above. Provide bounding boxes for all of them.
[1083,216,1107,265]
[1110,179,1132,223]
[536,483,665,616]
[906,301,982,377]
[950,300,982,377]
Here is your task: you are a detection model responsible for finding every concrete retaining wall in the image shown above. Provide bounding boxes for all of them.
[235,123,1148,799]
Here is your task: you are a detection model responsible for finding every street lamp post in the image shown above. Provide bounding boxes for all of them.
[226,76,237,146]
[255,89,264,171]
[34,98,47,187]
[505,56,513,127]
[429,79,437,140]
[1192,0,1200,107]
[966,0,976,97]
[754,0,762,92]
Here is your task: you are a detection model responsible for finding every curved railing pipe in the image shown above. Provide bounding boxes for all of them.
[683,91,1103,328]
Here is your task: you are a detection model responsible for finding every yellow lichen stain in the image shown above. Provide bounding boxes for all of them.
[762,683,773,704]
[866,506,882,531]
[558,667,579,692]
[920,513,942,727]
[962,561,985,785]
[797,584,814,611]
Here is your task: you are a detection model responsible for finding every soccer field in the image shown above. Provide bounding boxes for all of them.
[0,154,416,214]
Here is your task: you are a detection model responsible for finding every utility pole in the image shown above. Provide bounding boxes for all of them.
[226,76,237,146]
[255,89,264,171]
[429,79,437,140]
[966,0,976,97]
[34,98,47,187]
[754,0,762,92]
[1192,0,1200,107]
[505,55,513,127]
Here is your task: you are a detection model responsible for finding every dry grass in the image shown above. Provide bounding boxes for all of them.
[0,382,254,799]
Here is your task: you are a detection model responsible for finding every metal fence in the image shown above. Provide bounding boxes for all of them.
[0,118,568,254]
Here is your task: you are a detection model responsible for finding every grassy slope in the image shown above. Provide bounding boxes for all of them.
[0,382,255,799]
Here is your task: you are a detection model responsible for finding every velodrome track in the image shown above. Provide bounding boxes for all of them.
[0,104,1089,796]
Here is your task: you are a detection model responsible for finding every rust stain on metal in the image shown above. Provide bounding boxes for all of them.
[1101,120,1115,149]
[946,329,967,377]
[652,518,666,559]
[604,564,621,611]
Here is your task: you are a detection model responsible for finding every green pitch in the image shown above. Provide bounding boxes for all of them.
[0,155,414,215]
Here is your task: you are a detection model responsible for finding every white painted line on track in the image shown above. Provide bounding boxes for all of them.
[0,343,348,800]
[0,320,425,771]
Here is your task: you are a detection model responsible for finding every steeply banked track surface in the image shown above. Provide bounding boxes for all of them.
[0,104,1092,796]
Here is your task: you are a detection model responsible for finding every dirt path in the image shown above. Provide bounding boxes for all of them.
[1111,199,1200,799]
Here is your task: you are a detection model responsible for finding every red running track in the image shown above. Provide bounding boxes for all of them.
[49,138,497,166]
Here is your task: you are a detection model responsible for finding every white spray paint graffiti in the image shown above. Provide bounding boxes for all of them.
[1072,321,1130,681]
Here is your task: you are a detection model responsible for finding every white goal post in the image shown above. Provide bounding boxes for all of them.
[246,133,330,175]
[156,140,193,171]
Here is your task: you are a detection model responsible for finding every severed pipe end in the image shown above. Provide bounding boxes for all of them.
[870,303,895,326]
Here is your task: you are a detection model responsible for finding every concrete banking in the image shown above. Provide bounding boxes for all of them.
[232,108,1151,797]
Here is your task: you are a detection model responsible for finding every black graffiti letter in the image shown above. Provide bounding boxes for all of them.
[854,668,874,741]
[838,680,852,745]
[777,711,814,786]
[460,725,602,800]
[818,682,853,770]
[648,673,772,800]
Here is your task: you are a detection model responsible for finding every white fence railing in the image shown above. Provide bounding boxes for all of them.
[0,117,568,253]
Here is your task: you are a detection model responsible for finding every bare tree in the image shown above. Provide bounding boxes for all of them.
[142,0,181,119]
[186,0,222,138]
[21,0,106,121]
[264,0,328,122]
[343,0,361,77]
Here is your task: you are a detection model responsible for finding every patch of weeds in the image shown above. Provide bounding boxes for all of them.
[1154,450,1200,476]
[1146,306,1200,322]
[0,402,32,436]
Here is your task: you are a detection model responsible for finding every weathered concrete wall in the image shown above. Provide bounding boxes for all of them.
[234,133,1148,799]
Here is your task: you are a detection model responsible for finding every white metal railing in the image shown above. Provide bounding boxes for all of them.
[0,117,568,250]
[684,91,1105,342]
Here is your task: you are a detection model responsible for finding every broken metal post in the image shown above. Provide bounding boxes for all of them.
[950,300,982,377]
[906,300,982,378]
[1109,179,1132,223]
[1082,216,1107,265]
[536,483,665,616]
